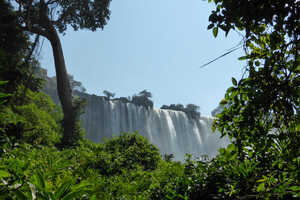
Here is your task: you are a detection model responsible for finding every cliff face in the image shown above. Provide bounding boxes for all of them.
[80,94,229,160]
[41,72,229,160]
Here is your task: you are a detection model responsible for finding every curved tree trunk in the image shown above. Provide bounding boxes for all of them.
[47,27,75,146]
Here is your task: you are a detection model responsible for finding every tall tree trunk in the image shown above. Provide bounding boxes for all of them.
[48,27,75,146]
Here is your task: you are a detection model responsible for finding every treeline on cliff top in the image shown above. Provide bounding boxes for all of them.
[43,76,202,120]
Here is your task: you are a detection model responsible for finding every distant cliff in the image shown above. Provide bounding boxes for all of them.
[41,71,229,160]
[79,93,229,160]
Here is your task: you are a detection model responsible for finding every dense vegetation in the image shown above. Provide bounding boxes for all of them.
[107,89,154,109]
[161,104,201,120]
[0,0,299,199]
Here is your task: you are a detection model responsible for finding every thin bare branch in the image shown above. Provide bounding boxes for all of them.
[46,0,58,5]
[200,46,242,68]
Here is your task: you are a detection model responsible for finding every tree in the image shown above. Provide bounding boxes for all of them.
[139,89,152,99]
[176,103,184,110]
[94,133,161,175]
[160,103,200,120]
[209,0,299,156]
[132,90,154,109]
[208,0,299,198]
[160,105,169,110]
[8,0,112,146]
[0,0,42,95]
[186,104,199,112]
[185,104,200,119]
[103,90,115,100]
[68,74,86,93]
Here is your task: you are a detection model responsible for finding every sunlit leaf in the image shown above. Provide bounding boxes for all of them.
[232,77,237,86]
[213,27,218,37]
[55,180,72,199]
[0,170,10,178]
[289,186,300,191]
[257,183,265,192]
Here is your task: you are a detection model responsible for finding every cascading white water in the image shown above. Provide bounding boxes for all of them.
[81,94,230,161]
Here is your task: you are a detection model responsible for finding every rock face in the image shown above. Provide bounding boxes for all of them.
[80,94,230,161]
[41,70,229,160]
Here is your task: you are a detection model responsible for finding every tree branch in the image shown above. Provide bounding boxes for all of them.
[46,0,58,5]
[20,25,50,39]
[200,46,241,68]
[54,7,71,26]
[25,35,40,64]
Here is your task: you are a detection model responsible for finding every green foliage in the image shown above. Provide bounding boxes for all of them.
[0,131,185,199]
[8,0,113,147]
[0,145,94,199]
[161,103,201,120]
[0,88,62,146]
[1,0,299,199]
[207,0,300,199]
[0,0,43,94]
[70,95,88,146]
[0,81,10,104]
[132,90,154,109]
[68,74,86,93]
[149,161,186,200]
[8,0,112,34]
[89,133,161,175]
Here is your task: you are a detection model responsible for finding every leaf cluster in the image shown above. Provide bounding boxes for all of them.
[207,0,300,198]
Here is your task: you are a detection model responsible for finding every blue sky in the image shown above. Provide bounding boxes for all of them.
[40,0,245,116]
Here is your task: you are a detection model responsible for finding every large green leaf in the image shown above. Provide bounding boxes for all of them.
[55,180,72,199]
[32,171,46,190]
[0,170,10,178]
[289,186,300,192]
[257,183,265,192]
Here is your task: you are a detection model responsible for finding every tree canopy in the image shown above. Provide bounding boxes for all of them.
[0,0,42,94]
[208,0,299,198]
[68,74,86,93]
[210,0,299,154]
[103,90,115,100]
[13,0,111,36]
[161,103,201,120]
[6,0,112,146]
[132,90,154,109]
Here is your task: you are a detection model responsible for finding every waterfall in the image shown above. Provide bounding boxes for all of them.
[81,94,230,161]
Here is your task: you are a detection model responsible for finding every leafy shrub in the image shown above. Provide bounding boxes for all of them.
[0,88,62,146]
[0,145,94,199]
[91,133,161,175]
